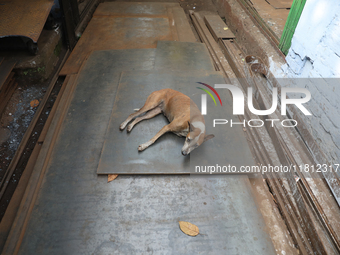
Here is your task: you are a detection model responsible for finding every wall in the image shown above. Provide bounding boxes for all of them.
[282,0,340,164]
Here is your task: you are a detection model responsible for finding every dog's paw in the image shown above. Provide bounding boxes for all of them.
[138,144,146,152]
[119,123,125,130]
[127,124,133,133]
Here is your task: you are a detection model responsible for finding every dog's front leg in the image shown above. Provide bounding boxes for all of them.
[138,124,172,151]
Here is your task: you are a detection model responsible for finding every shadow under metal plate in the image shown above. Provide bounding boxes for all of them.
[97,70,255,174]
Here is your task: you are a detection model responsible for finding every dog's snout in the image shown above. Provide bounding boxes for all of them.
[182,151,188,156]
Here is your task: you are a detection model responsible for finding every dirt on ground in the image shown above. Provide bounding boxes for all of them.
[0,46,66,220]
[0,77,46,179]
[0,77,45,220]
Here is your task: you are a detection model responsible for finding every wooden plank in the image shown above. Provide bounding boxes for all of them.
[204,14,235,41]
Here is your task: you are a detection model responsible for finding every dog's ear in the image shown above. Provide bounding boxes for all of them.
[188,121,195,132]
[203,134,214,143]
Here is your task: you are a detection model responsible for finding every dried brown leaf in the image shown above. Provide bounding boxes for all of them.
[108,174,118,182]
[30,99,39,108]
[179,221,199,236]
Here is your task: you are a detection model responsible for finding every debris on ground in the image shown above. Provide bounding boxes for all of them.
[30,99,40,108]
[108,174,118,182]
[179,221,199,236]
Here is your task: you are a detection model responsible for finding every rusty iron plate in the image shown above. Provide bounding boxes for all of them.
[97,70,255,174]
[169,6,197,42]
[0,0,54,42]
[60,16,173,75]
[204,14,235,41]
[94,2,179,17]
[96,70,225,174]
[18,173,275,254]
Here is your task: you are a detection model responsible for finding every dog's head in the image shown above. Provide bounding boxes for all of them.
[181,122,214,156]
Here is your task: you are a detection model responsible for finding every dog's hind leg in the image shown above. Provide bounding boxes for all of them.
[120,104,160,130]
[119,91,165,130]
[127,107,162,132]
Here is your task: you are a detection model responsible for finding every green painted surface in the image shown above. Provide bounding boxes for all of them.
[279,0,307,55]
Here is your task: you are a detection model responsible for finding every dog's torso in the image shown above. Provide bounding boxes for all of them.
[120,88,213,155]
[157,89,204,136]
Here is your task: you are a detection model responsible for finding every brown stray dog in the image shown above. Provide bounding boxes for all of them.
[119,89,214,155]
